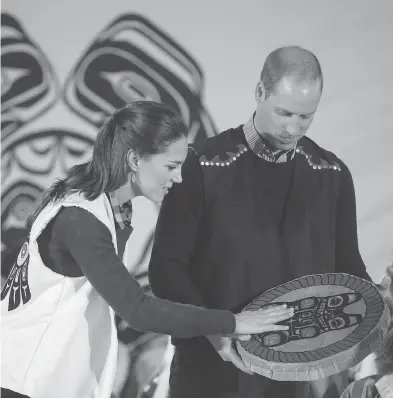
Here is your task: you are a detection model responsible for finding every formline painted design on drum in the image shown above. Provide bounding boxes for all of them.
[236,273,391,381]
[255,292,364,348]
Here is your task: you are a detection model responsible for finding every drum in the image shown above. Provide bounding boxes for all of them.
[236,273,391,381]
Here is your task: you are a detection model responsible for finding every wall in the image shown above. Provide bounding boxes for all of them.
[2,0,393,285]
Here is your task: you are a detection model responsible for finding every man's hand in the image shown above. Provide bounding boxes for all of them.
[206,335,253,375]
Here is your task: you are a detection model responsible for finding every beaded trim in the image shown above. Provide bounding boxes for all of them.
[200,144,248,166]
[296,146,341,171]
[199,143,340,171]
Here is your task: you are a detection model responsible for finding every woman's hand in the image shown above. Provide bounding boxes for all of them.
[233,304,294,338]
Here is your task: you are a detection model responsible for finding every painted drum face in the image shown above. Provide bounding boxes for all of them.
[256,293,364,348]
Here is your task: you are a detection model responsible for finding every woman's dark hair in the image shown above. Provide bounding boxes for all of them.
[27,101,187,229]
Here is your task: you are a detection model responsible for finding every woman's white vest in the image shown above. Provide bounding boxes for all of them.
[1,192,119,398]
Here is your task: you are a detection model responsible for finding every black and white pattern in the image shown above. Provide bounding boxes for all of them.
[1,241,31,311]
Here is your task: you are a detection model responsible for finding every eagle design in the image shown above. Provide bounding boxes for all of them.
[1,241,31,311]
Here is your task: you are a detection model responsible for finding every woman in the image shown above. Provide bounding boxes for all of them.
[1,101,293,398]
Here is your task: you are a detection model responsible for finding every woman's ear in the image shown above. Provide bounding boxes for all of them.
[127,150,139,172]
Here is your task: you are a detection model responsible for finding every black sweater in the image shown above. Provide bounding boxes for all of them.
[148,125,371,396]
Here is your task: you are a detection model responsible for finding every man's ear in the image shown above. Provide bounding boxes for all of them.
[127,150,139,172]
[255,81,266,103]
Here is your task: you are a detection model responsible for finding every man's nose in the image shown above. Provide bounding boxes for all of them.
[286,120,300,135]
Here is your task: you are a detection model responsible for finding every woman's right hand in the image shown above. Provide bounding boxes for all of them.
[233,304,294,337]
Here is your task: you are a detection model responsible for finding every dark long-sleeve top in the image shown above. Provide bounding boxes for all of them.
[149,125,371,316]
[36,206,236,339]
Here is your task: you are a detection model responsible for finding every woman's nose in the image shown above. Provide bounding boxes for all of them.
[172,172,182,184]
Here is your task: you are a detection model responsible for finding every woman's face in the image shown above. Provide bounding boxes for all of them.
[134,136,188,203]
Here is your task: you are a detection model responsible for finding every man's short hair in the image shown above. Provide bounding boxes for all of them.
[260,46,323,97]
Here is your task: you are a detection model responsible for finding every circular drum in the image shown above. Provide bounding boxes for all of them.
[236,273,391,381]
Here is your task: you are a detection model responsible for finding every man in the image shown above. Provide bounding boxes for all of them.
[149,46,371,397]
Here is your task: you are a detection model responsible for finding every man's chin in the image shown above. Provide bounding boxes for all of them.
[275,142,296,151]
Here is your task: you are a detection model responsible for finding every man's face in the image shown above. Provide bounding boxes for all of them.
[254,76,322,150]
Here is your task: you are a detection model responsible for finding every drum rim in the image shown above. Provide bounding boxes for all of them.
[237,273,391,381]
